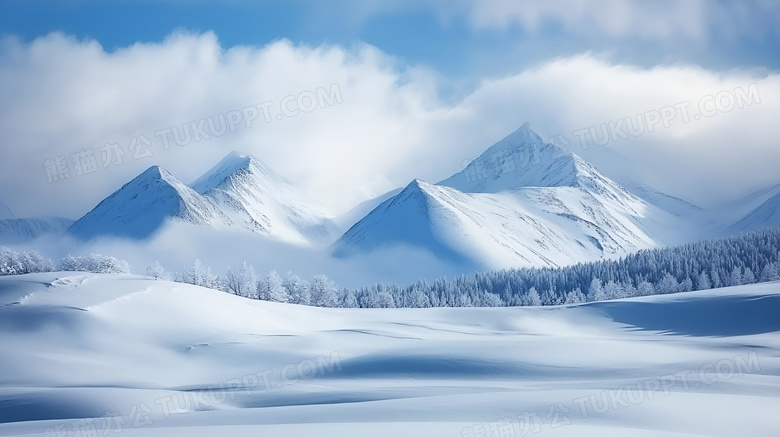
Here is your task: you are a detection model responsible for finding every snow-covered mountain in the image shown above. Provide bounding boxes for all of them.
[192,152,332,244]
[0,197,13,220]
[440,123,638,203]
[730,184,780,233]
[67,152,333,243]
[68,166,233,240]
[0,217,74,243]
[334,124,681,269]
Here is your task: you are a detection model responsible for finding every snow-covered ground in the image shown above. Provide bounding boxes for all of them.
[0,273,778,436]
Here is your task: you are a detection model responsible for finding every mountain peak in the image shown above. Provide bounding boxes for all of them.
[140,164,168,178]
[406,178,426,190]
[399,179,442,201]
[504,122,539,142]
[439,124,579,192]
[68,164,231,240]
[191,151,278,195]
[190,151,332,243]
[484,123,562,157]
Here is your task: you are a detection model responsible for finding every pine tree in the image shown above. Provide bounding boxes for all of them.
[729,266,743,287]
[146,261,166,280]
[696,271,711,290]
[743,267,756,284]
[239,262,258,299]
[760,263,780,282]
[311,274,338,307]
[283,272,311,305]
[564,287,586,304]
[265,270,289,303]
[525,287,542,306]
[587,278,604,302]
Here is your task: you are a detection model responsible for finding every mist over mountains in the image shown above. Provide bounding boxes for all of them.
[1,124,778,281]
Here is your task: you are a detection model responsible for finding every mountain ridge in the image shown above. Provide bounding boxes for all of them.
[193,151,332,244]
[334,125,680,269]
[68,165,234,240]
[67,152,332,244]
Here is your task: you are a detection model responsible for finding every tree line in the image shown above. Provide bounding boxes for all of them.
[3,225,779,308]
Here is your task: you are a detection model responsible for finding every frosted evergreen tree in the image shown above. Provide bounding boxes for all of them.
[657,273,679,294]
[480,292,504,307]
[310,274,338,307]
[223,267,241,295]
[710,268,722,288]
[541,288,558,305]
[409,287,431,308]
[373,291,396,308]
[743,267,756,284]
[265,270,289,303]
[525,287,542,306]
[564,287,586,304]
[587,278,604,302]
[146,261,167,280]
[729,266,743,287]
[178,259,218,288]
[283,272,311,305]
[637,281,655,296]
[341,288,359,308]
[760,262,780,282]
[239,262,258,299]
[604,280,624,300]
[456,293,473,307]
[696,271,711,290]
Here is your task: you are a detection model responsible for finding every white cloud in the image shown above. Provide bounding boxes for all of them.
[0,31,778,223]
[448,0,780,43]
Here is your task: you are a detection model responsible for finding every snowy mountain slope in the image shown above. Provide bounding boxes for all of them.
[0,217,74,243]
[191,152,333,244]
[0,272,778,435]
[68,166,233,240]
[334,180,475,265]
[333,186,402,234]
[440,123,636,204]
[728,184,780,233]
[335,178,671,268]
[0,198,12,220]
[623,182,704,218]
[335,125,682,269]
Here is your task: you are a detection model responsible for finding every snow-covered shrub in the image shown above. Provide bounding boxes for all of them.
[146,261,168,280]
[283,272,310,305]
[310,274,339,307]
[0,246,54,275]
[60,253,131,274]
[175,259,220,289]
[260,270,289,303]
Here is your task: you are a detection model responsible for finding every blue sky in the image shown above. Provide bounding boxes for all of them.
[0,1,778,218]
[2,0,779,78]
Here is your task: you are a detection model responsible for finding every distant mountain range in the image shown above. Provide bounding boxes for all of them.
[0,196,74,243]
[0,217,74,244]
[3,124,779,272]
[333,124,685,269]
[67,152,332,244]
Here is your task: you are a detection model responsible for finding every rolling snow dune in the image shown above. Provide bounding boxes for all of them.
[0,273,779,436]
